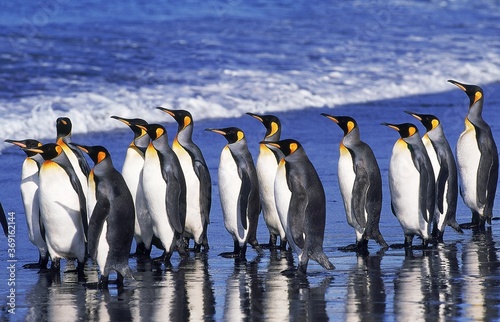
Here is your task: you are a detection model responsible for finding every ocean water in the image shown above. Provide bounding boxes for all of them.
[1,0,500,321]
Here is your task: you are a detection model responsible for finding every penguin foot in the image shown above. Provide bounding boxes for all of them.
[23,262,45,269]
[459,222,482,230]
[389,243,407,249]
[218,252,239,258]
[281,268,300,278]
[338,244,359,251]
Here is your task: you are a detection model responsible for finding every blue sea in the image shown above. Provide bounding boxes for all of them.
[1,0,500,321]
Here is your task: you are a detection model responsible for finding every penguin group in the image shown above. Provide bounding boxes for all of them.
[3,80,498,279]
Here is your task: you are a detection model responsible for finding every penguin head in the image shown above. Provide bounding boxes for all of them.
[138,123,168,142]
[157,107,193,131]
[205,127,245,144]
[262,139,302,158]
[321,114,359,136]
[448,79,483,107]
[110,115,148,139]
[74,144,111,166]
[23,143,64,161]
[382,123,419,140]
[404,111,440,132]
[246,112,281,141]
[56,117,72,141]
[4,139,43,157]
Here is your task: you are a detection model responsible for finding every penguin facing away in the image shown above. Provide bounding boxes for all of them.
[74,144,135,287]
[263,139,335,275]
[322,114,387,252]
[448,80,498,229]
[157,107,211,252]
[205,127,263,259]
[23,143,88,272]
[55,117,90,199]
[246,112,287,250]
[383,123,435,248]
[405,111,462,241]
[111,116,154,257]
[140,123,187,266]
[4,139,49,269]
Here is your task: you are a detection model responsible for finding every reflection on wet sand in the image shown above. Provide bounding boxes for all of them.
[345,254,386,320]
[16,232,500,321]
[462,228,500,320]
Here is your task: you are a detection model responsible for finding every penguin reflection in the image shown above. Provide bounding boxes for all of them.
[288,275,332,322]
[345,254,386,320]
[462,228,500,320]
[223,260,265,321]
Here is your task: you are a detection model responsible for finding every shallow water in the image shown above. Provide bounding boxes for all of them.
[2,90,500,321]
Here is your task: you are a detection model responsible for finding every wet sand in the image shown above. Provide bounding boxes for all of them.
[1,88,500,321]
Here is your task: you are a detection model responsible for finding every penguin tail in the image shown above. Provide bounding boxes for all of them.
[448,220,464,234]
[310,251,335,270]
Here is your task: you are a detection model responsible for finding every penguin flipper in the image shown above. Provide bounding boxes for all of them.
[288,179,307,249]
[436,162,449,214]
[164,173,186,234]
[476,137,498,212]
[352,165,369,229]
[63,163,89,238]
[39,209,46,243]
[0,203,7,237]
[195,160,212,225]
[88,198,110,260]
[238,172,251,230]
[67,142,91,176]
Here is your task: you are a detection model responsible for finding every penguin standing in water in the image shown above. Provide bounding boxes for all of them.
[405,111,462,241]
[205,127,263,259]
[321,114,387,252]
[4,139,49,268]
[74,144,135,287]
[383,123,435,248]
[263,139,334,275]
[448,80,498,229]
[246,112,287,249]
[140,123,187,267]
[55,117,90,200]
[157,107,211,252]
[24,143,88,272]
[111,116,153,257]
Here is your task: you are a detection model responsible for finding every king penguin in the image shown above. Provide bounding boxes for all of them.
[140,123,187,267]
[111,116,154,257]
[383,123,435,248]
[405,111,462,241]
[246,112,287,250]
[262,139,334,275]
[55,117,90,201]
[23,143,88,271]
[4,139,49,268]
[74,144,135,287]
[157,107,211,252]
[205,127,263,259]
[321,114,387,252]
[448,80,498,229]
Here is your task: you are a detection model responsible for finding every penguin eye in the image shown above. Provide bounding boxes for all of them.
[289,142,298,154]
[183,116,191,128]
[97,151,106,163]
[269,122,279,137]
[408,126,417,137]
[474,91,482,104]
[237,131,244,141]
[431,119,439,129]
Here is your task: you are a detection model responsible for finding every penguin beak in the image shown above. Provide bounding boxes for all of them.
[447,79,467,92]
[4,139,27,149]
[23,147,44,154]
[156,106,176,118]
[205,128,226,136]
[404,111,422,121]
[110,115,131,126]
[73,144,89,154]
[381,123,400,132]
[321,113,339,124]
[246,112,263,123]
[261,141,280,149]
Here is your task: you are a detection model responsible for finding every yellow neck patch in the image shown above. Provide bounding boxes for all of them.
[156,127,164,139]
[289,142,298,154]
[408,126,416,137]
[97,151,106,163]
[183,116,191,128]
[474,91,482,104]
[237,131,244,141]
[431,119,439,129]
[347,121,355,133]
[269,122,279,137]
